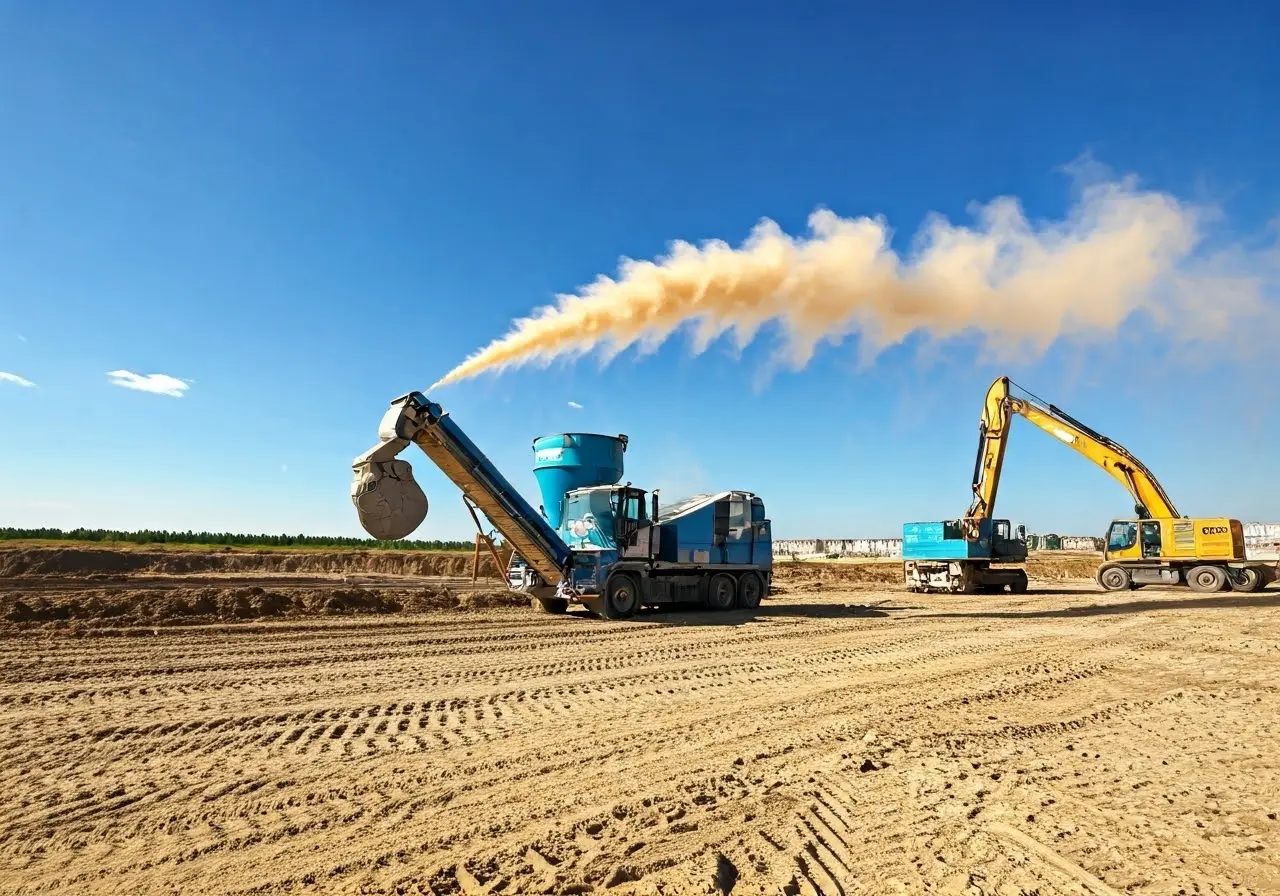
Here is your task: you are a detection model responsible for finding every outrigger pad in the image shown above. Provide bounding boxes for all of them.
[351,458,428,540]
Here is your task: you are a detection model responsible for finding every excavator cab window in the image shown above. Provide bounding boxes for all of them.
[1107,521,1138,552]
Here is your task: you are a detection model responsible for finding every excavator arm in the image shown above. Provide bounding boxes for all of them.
[964,376,1181,533]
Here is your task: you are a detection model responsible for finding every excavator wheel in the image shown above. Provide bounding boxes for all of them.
[706,573,736,611]
[1097,564,1131,592]
[1186,565,1228,594]
[736,572,765,609]
[1228,567,1264,594]
[533,596,569,614]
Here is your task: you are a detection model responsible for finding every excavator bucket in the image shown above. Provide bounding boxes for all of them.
[351,457,428,541]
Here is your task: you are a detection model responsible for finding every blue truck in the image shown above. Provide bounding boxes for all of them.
[350,392,772,618]
[902,518,1028,593]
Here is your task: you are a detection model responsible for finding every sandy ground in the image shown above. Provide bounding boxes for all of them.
[2,550,1279,895]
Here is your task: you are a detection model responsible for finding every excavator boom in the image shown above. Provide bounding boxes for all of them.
[966,376,1181,526]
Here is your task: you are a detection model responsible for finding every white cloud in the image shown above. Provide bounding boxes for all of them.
[106,370,190,398]
[567,400,583,409]
[0,371,35,388]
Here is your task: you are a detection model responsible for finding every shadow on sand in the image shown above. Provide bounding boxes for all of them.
[564,587,1280,626]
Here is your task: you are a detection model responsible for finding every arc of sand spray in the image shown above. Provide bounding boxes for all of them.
[429,170,1271,391]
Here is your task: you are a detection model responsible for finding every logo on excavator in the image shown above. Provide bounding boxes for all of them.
[1201,526,1228,535]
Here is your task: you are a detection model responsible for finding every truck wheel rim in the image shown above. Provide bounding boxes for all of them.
[611,583,635,613]
[713,579,732,606]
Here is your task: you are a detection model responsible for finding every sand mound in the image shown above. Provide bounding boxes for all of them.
[0,584,525,630]
[771,552,1106,589]
[0,547,501,579]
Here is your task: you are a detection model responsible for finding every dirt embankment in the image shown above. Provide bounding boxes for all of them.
[771,552,1105,588]
[1,585,525,629]
[0,546,501,579]
[0,546,518,630]
[0,546,1112,631]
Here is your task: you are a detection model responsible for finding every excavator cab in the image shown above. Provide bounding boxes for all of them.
[990,519,1028,563]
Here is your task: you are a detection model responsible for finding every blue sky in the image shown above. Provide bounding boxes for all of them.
[1,1,1276,540]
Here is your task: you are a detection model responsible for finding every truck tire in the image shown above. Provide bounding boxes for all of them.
[601,574,640,619]
[1097,564,1131,592]
[1229,566,1264,593]
[736,571,764,609]
[706,573,736,611]
[1186,565,1228,594]
[533,596,569,614]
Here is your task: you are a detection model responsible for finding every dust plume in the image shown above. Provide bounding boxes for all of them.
[430,168,1275,390]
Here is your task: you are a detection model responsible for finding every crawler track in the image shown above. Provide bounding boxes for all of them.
[2,583,1278,894]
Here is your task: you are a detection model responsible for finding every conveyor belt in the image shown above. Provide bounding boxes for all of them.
[410,406,570,586]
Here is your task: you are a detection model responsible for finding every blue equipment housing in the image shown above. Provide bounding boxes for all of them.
[532,433,628,529]
[901,518,1028,593]
[902,519,1026,561]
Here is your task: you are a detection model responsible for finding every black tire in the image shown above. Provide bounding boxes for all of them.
[533,596,569,614]
[1186,565,1228,594]
[706,573,736,611]
[1229,566,1264,593]
[1009,570,1029,594]
[602,574,641,619]
[736,571,764,609]
[1098,564,1131,592]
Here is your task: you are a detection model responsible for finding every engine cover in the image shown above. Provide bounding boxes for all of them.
[351,458,428,540]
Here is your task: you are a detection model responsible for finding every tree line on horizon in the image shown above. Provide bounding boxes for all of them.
[0,527,473,551]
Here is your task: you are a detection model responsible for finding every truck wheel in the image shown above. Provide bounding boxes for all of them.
[1097,564,1131,592]
[1229,567,1264,593]
[706,573,736,611]
[1186,565,1228,594]
[602,574,640,619]
[533,596,569,614]
[736,571,764,609]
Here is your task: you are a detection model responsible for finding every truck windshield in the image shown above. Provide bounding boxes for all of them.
[562,490,617,550]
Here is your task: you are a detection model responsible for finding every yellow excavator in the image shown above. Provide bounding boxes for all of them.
[905,376,1272,594]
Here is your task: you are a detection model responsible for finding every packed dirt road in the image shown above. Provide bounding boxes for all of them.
[1,552,1279,894]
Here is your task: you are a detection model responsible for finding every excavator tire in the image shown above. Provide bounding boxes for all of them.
[736,572,764,609]
[1097,564,1131,592]
[706,574,736,611]
[1229,567,1264,594]
[1187,565,1228,594]
[533,596,569,614]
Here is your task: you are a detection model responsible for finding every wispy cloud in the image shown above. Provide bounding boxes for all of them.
[107,370,190,398]
[0,371,36,387]
[567,400,584,409]
[16,334,26,343]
